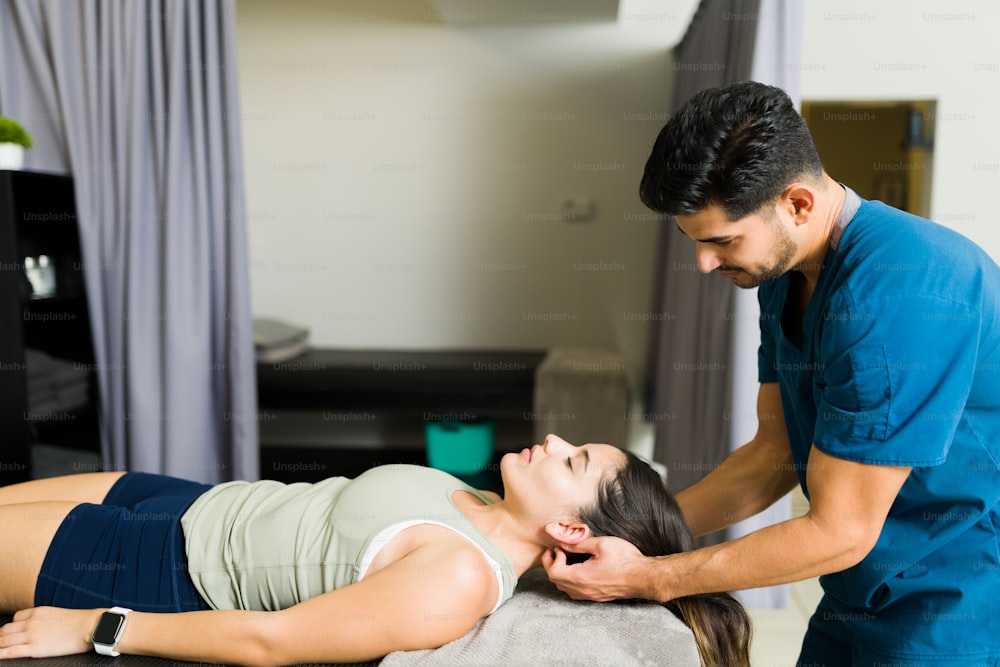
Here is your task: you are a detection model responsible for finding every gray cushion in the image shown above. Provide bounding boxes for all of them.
[381,568,699,667]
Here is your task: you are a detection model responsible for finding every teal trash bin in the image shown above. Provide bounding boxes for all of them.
[425,418,495,475]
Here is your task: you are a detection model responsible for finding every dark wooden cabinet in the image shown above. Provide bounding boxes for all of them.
[256,349,545,492]
[0,170,101,484]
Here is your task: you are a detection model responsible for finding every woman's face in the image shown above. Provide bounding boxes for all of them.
[500,433,626,525]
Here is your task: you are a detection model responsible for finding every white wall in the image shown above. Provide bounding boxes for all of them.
[235,0,697,403]
[237,0,1000,432]
[800,0,1000,259]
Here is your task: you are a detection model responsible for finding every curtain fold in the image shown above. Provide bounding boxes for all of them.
[646,0,803,607]
[0,0,258,483]
[648,0,759,507]
[723,0,804,608]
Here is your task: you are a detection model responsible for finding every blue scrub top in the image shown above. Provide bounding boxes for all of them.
[757,190,1000,657]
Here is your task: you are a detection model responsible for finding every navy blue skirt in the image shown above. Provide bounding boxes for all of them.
[35,472,213,612]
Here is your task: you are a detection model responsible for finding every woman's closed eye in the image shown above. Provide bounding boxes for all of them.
[566,450,590,473]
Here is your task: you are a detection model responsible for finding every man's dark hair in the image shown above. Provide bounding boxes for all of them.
[639,81,824,220]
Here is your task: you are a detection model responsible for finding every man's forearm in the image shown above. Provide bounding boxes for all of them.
[646,445,912,604]
[638,512,871,603]
[676,439,798,537]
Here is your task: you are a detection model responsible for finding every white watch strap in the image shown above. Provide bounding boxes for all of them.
[94,606,132,657]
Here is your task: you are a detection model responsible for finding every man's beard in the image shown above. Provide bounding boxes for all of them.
[720,223,798,289]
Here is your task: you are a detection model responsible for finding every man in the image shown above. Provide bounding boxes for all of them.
[543,81,1000,665]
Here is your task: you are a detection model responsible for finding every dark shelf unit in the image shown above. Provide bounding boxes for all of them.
[0,170,101,484]
[256,348,546,492]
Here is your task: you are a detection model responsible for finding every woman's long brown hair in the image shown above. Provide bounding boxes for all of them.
[578,451,752,667]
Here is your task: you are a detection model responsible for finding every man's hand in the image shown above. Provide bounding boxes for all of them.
[0,606,101,659]
[541,535,657,602]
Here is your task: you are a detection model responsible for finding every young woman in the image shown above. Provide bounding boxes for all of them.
[0,434,749,666]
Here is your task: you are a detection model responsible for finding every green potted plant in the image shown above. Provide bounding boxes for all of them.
[0,116,33,170]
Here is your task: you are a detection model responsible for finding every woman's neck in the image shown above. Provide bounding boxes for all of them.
[452,490,549,576]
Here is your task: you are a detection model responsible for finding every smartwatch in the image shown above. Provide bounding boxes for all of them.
[92,606,132,657]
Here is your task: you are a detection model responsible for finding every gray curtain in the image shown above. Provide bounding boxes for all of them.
[0,0,258,483]
[648,0,759,508]
[723,0,803,608]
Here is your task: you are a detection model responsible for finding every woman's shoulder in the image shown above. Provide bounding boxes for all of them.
[377,524,500,612]
[272,529,500,663]
[367,522,495,574]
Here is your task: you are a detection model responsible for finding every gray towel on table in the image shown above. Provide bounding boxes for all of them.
[379,568,700,667]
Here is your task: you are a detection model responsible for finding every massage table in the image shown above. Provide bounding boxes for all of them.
[0,569,699,666]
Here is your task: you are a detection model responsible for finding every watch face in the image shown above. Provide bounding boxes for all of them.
[92,612,125,645]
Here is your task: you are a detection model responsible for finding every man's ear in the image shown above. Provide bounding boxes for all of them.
[544,520,593,546]
[780,182,817,225]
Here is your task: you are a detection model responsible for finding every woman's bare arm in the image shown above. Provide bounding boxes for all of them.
[0,542,497,665]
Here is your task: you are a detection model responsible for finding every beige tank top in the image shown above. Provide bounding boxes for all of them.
[179,464,517,612]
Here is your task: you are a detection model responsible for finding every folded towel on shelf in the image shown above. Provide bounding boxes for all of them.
[24,348,91,418]
[26,383,89,420]
[25,347,88,387]
[253,316,311,362]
